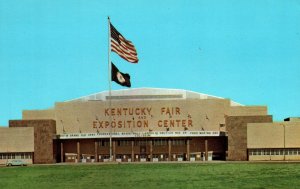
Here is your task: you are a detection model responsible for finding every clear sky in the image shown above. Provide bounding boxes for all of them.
[0,0,299,126]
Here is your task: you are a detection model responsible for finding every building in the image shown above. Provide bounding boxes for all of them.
[247,118,300,161]
[0,127,34,164]
[0,88,299,164]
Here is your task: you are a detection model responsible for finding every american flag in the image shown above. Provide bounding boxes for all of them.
[110,23,138,63]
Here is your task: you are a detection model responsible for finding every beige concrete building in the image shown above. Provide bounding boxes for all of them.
[0,88,298,164]
[247,119,300,161]
[0,127,34,164]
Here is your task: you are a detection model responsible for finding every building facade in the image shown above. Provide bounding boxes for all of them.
[0,127,34,164]
[0,88,299,164]
[247,119,300,161]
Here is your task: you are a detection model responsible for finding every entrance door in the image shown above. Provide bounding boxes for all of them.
[140,146,147,161]
[140,145,146,154]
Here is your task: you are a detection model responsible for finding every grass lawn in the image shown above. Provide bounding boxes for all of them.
[1,162,300,189]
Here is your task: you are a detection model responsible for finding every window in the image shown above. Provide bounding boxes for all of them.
[15,153,21,159]
[279,149,284,155]
[153,139,167,146]
[118,140,131,146]
[25,153,32,159]
[100,140,109,147]
[290,149,297,155]
[172,139,186,146]
[249,149,255,156]
[135,140,148,146]
[248,149,282,156]
[284,149,289,155]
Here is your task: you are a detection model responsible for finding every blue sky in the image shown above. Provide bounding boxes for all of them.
[0,0,299,126]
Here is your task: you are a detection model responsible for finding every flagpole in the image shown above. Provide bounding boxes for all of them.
[108,16,113,162]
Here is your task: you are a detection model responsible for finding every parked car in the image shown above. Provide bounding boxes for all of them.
[6,159,27,166]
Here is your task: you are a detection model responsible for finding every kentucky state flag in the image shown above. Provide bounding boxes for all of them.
[111,62,131,87]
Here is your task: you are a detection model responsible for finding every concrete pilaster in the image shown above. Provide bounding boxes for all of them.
[131,140,134,162]
[187,139,190,161]
[168,138,171,161]
[60,142,64,163]
[150,140,153,161]
[77,141,80,163]
[95,140,98,162]
[205,139,208,161]
[112,140,116,161]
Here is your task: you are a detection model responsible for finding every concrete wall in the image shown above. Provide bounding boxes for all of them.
[229,106,268,116]
[23,109,55,120]
[247,123,284,148]
[23,98,269,136]
[285,122,300,148]
[0,127,34,152]
[226,115,273,161]
[249,155,300,161]
[249,155,285,161]
[247,121,300,161]
[24,99,235,134]
[247,122,300,148]
[9,120,56,164]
